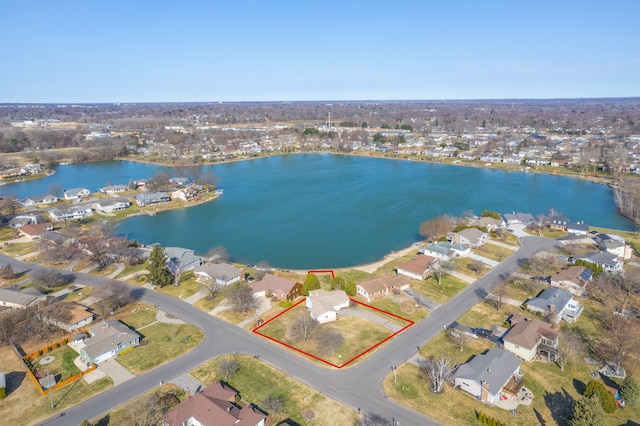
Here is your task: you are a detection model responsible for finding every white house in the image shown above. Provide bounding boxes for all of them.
[525,287,583,323]
[79,320,141,364]
[454,348,524,405]
[306,290,350,324]
[49,206,93,222]
[20,194,58,206]
[0,288,47,309]
[421,242,470,261]
[99,184,128,194]
[452,228,488,248]
[501,314,559,362]
[63,188,91,200]
[575,251,624,272]
[194,262,243,286]
[593,234,631,259]
[93,199,131,213]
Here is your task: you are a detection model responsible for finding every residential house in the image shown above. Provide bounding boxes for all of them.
[162,381,266,426]
[306,290,350,324]
[575,251,624,272]
[99,184,128,194]
[93,199,131,213]
[501,314,559,362]
[549,266,593,296]
[20,194,58,207]
[195,262,244,286]
[503,212,535,226]
[593,234,632,259]
[567,221,589,236]
[548,215,570,231]
[525,287,583,323]
[470,216,504,230]
[165,247,202,275]
[8,213,44,228]
[49,206,93,222]
[396,254,436,280]
[63,188,91,200]
[79,319,141,364]
[249,273,301,301]
[170,185,198,201]
[421,242,470,261]
[0,287,47,309]
[17,222,54,240]
[454,348,524,405]
[38,302,94,332]
[356,275,411,302]
[452,228,488,247]
[133,191,170,206]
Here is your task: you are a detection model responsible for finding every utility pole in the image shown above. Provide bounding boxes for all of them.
[46,368,54,409]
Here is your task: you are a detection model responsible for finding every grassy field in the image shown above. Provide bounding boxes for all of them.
[412,275,469,304]
[32,345,82,382]
[190,355,360,425]
[453,257,488,279]
[0,240,39,257]
[473,243,516,261]
[117,323,203,375]
[256,304,398,367]
[367,297,428,323]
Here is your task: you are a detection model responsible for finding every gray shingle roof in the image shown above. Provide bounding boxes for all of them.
[454,348,521,393]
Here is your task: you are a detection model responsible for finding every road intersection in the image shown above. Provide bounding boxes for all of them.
[2,235,559,426]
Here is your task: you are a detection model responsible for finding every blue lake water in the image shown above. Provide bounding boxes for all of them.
[1,155,633,269]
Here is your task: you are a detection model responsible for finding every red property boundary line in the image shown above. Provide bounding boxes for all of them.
[307,269,335,279]
[252,297,414,369]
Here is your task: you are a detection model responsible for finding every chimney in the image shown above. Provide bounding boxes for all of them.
[185,387,191,398]
[549,304,555,313]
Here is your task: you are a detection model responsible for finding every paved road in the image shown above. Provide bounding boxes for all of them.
[3,236,558,426]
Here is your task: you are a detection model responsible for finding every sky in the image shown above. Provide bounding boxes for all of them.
[2,1,639,103]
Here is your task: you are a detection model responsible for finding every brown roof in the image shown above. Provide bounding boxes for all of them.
[397,254,435,276]
[503,315,558,350]
[249,273,297,294]
[551,266,589,286]
[163,382,266,426]
[19,222,53,237]
[358,275,411,294]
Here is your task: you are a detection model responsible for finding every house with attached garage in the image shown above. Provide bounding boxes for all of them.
[63,188,91,200]
[17,222,54,240]
[78,319,141,364]
[48,206,93,222]
[249,273,301,301]
[356,275,411,302]
[501,314,559,362]
[20,193,58,207]
[452,228,488,248]
[99,184,128,194]
[133,191,170,206]
[164,246,202,275]
[396,254,436,280]
[0,287,47,309]
[549,265,593,297]
[470,216,504,231]
[421,242,470,261]
[38,301,95,332]
[194,262,244,286]
[92,199,131,213]
[566,221,589,236]
[593,233,632,259]
[162,381,267,426]
[525,287,583,323]
[574,251,624,272]
[454,347,524,405]
[306,289,350,324]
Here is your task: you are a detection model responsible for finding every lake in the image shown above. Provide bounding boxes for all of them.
[1,155,633,269]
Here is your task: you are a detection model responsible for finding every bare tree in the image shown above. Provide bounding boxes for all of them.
[200,280,223,301]
[316,328,344,356]
[528,253,552,283]
[360,413,393,426]
[229,282,258,314]
[95,219,119,239]
[291,314,318,342]
[0,263,16,280]
[419,215,452,242]
[467,259,485,274]
[449,330,469,351]
[81,236,113,271]
[217,358,240,380]
[261,394,285,415]
[599,314,640,372]
[432,260,454,285]
[418,355,454,393]
[207,246,229,263]
[93,280,133,317]
[125,393,174,426]
[30,269,73,290]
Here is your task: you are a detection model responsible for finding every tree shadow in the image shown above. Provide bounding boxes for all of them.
[572,378,586,395]
[129,286,146,300]
[543,388,574,426]
[53,376,80,407]
[598,373,620,390]
[277,419,302,426]
[5,371,25,396]
[620,421,640,426]
[94,413,110,426]
[533,407,546,425]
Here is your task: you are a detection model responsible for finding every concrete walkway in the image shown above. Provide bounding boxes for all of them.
[449,271,476,284]
[184,290,207,305]
[96,358,136,386]
[156,309,186,324]
[169,373,204,396]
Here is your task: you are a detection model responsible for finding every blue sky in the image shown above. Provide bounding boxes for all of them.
[2,1,638,103]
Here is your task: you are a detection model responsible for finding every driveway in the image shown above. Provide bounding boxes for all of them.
[96,358,136,386]
[339,306,404,332]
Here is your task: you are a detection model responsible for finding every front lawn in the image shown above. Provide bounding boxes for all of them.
[412,275,468,304]
[190,355,359,426]
[117,323,203,375]
[472,243,515,262]
[368,297,428,323]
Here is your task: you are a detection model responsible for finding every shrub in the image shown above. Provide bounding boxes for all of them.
[38,350,44,356]
[0,387,5,399]
[584,380,618,413]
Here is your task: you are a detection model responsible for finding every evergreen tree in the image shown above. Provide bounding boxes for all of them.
[301,273,321,296]
[621,375,640,406]
[583,380,618,413]
[569,394,606,426]
[147,245,173,287]
[331,276,345,291]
